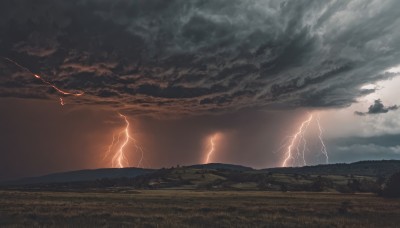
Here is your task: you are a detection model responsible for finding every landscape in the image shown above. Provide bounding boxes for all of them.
[1,160,400,227]
[1,0,400,227]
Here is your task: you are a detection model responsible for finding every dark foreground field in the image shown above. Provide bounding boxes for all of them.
[0,190,400,227]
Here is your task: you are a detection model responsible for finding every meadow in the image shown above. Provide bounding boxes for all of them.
[0,190,399,227]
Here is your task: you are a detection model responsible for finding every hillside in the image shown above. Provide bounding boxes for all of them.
[2,160,400,194]
[2,168,154,186]
[187,163,253,171]
[263,160,400,177]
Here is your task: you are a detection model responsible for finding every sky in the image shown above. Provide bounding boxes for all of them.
[0,0,400,180]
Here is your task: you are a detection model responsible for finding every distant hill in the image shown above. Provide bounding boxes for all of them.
[2,168,154,186]
[263,160,400,177]
[187,163,253,171]
[2,160,400,193]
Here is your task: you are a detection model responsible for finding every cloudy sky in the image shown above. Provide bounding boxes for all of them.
[0,0,400,180]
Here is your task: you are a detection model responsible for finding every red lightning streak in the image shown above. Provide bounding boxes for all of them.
[317,114,329,164]
[59,98,65,106]
[33,73,84,97]
[1,57,84,105]
[204,134,217,164]
[106,113,145,168]
[282,114,313,167]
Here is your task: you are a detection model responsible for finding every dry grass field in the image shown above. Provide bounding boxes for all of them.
[0,190,399,227]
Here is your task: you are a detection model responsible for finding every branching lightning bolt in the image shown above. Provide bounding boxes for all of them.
[280,112,330,167]
[317,114,329,164]
[299,117,312,166]
[105,113,145,168]
[33,73,84,97]
[1,57,84,105]
[282,114,313,167]
[204,134,217,164]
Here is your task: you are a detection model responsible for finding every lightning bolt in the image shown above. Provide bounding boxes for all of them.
[204,134,218,164]
[60,98,65,106]
[280,112,330,167]
[299,117,312,166]
[1,57,84,105]
[106,113,145,168]
[33,73,84,97]
[282,114,313,167]
[317,114,329,164]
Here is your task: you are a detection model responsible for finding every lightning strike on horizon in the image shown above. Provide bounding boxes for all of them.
[299,117,312,166]
[282,114,313,167]
[280,112,330,167]
[1,57,84,105]
[317,114,329,164]
[105,113,145,168]
[204,134,218,164]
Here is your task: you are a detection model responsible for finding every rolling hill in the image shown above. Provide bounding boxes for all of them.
[263,160,400,177]
[2,160,399,193]
[1,167,154,186]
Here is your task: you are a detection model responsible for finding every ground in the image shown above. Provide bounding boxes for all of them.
[0,190,399,227]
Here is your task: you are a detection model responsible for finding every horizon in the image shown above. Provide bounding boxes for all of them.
[4,159,400,182]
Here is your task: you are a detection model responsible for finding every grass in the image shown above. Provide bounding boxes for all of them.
[0,190,399,227]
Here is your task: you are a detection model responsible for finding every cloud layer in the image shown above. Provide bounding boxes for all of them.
[330,133,400,162]
[1,0,400,116]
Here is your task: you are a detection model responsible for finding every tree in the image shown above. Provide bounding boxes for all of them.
[381,172,400,198]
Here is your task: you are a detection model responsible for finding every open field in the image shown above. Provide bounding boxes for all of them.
[0,190,399,227]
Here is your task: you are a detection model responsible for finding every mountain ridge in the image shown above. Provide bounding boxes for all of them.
[2,160,400,187]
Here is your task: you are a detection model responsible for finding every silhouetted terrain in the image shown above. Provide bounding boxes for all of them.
[2,160,399,194]
[1,168,153,186]
[188,163,253,171]
[1,161,400,227]
[263,160,400,177]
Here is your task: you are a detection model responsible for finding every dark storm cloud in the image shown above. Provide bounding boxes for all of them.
[1,0,400,115]
[355,99,398,116]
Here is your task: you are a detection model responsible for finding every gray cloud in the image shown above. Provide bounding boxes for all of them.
[332,144,400,163]
[328,134,400,163]
[355,99,398,116]
[334,134,400,148]
[1,0,400,116]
